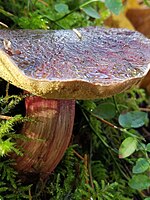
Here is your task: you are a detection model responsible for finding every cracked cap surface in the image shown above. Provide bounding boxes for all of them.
[0,27,150,99]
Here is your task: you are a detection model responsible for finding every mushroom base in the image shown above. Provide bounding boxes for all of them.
[12,96,75,177]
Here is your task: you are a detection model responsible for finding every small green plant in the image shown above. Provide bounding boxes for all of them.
[79,87,150,199]
[128,144,150,191]
[0,0,123,30]
[0,94,31,157]
[115,93,150,196]
[0,159,32,200]
[0,93,33,199]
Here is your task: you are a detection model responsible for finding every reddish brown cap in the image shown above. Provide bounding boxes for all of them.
[0,27,150,99]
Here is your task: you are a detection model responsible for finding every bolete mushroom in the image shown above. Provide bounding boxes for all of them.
[0,27,150,177]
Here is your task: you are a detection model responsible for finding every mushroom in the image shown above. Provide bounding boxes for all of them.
[0,27,150,177]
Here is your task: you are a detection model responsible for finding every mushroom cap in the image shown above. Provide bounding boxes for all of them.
[0,27,150,99]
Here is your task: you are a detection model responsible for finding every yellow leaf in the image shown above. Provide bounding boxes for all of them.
[126,0,141,9]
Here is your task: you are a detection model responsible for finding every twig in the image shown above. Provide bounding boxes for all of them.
[0,22,8,28]
[88,139,94,188]
[91,113,119,130]
[84,154,89,185]
[91,113,144,140]
[73,150,84,160]
[140,107,150,112]
[0,115,12,120]
[29,188,32,200]
[5,82,10,97]
[81,109,116,150]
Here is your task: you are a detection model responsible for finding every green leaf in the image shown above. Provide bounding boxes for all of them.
[54,3,69,13]
[119,137,137,158]
[81,6,100,18]
[80,0,103,8]
[118,111,148,128]
[105,0,123,15]
[143,0,150,7]
[92,102,116,119]
[129,174,150,190]
[132,158,149,174]
[146,143,150,152]
[144,198,150,200]
[137,142,146,151]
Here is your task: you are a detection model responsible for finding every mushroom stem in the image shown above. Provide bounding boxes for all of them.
[13,96,75,176]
